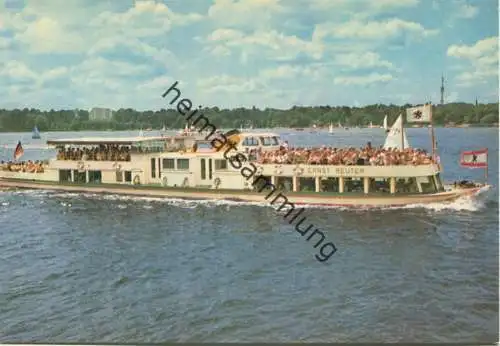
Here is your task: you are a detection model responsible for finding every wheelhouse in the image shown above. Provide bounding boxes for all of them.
[235,133,282,152]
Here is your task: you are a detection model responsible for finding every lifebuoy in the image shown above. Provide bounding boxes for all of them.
[213,177,221,188]
[77,161,85,172]
[274,165,283,175]
[133,175,141,185]
[162,176,168,187]
[293,166,304,176]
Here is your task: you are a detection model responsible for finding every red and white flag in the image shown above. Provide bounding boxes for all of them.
[460,149,488,168]
[13,141,24,160]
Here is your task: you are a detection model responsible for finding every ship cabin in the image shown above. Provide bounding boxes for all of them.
[254,163,445,195]
[46,136,172,185]
[1,132,445,196]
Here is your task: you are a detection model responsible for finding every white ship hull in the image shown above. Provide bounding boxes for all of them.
[0,176,487,208]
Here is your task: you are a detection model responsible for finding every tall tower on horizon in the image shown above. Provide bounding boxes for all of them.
[440,75,445,105]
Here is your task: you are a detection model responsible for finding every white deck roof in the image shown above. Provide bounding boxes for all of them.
[239,132,280,137]
[46,136,169,145]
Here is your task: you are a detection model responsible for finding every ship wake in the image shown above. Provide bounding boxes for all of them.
[0,188,490,213]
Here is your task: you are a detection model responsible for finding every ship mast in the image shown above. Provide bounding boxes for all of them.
[430,103,436,159]
[440,75,445,106]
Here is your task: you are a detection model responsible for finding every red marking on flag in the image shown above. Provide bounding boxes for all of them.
[460,148,488,168]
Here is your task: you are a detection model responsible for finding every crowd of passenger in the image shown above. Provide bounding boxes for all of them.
[57,145,131,161]
[254,142,435,166]
[0,160,45,173]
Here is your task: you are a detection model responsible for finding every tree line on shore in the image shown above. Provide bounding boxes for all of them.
[0,102,498,132]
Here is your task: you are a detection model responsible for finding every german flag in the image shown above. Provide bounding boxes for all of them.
[14,141,24,160]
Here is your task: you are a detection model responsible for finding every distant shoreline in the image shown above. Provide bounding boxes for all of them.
[1,102,498,132]
[0,124,498,133]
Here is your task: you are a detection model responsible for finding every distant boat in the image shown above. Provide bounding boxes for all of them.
[383,115,389,133]
[32,126,41,139]
[328,122,334,134]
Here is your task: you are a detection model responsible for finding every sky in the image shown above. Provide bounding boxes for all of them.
[0,0,498,110]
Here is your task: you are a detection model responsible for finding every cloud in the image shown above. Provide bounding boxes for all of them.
[90,0,203,38]
[197,74,268,94]
[15,17,88,54]
[204,28,324,60]
[0,60,38,81]
[315,18,438,41]
[3,0,202,54]
[87,36,179,66]
[0,60,69,86]
[258,64,325,81]
[447,36,498,86]
[455,3,479,19]
[0,36,12,49]
[0,0,497,109]
[310,0,419,13]
[207,0,286,29]
[334,52,396,70]
[333,73,394,86]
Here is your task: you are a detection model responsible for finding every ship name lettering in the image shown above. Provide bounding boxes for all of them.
[307,167,330,175]
[335,167,365,175]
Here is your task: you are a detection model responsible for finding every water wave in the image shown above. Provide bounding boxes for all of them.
[0,188,489,213]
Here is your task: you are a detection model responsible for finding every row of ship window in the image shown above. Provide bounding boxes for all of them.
[241,136,280,147]
[161,158,228,170]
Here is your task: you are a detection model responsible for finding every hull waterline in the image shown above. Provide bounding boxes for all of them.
[0,179,487,208]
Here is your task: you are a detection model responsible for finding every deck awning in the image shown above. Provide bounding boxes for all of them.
[47,137,169,146]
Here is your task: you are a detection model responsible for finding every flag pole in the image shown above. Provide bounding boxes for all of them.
[484,148,488,183]
[400,113,405,150]
[430,103,436,160]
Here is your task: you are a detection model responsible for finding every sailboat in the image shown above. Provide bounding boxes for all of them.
[32,126,41,139]
[382,115,389,133]
[139,128,144,137]
[383,114,409,149]
[328,122,334,134]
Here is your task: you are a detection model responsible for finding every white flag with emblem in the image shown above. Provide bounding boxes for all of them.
[406,104,432,123]
[460,149,488,168]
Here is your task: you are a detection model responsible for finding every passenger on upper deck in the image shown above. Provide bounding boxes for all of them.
[57,145,131,162]
[0,160,45,173]
[255,143,434,166]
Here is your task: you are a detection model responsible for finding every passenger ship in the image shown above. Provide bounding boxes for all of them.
[0,126,488,208]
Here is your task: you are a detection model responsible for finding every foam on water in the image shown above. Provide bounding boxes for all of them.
[0,188,490,213]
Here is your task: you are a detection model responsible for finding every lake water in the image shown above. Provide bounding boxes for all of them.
[0,128,498,343]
